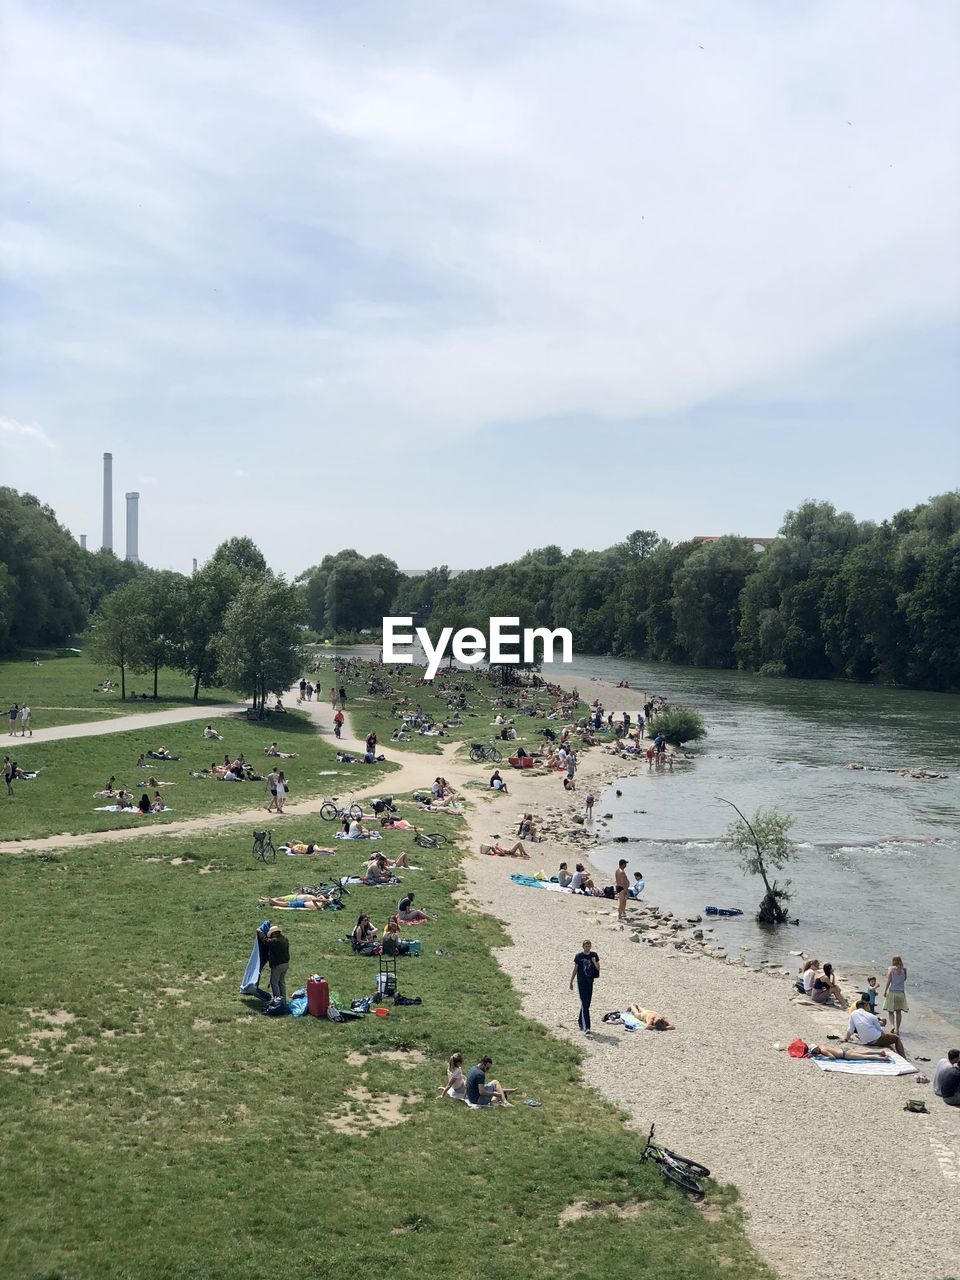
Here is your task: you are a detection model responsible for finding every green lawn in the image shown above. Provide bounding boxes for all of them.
[3,712,395,843]
[0,652,242,730]
[0,811,771,1280]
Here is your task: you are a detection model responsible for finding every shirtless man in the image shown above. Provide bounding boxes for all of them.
[615,858,630,921]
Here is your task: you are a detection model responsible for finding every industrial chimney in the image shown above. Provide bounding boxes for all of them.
[125,492,140,563]
[101,453,113,551]
[192,557,198,574]
[80,534,87,550]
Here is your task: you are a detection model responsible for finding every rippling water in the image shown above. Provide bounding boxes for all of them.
[566,654,960,1024]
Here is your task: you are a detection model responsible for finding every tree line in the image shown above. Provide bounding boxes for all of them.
[3,486,957,692]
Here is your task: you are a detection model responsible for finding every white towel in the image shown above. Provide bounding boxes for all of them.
[810,1051,916,1076]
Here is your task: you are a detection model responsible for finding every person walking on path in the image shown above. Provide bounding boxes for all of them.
[615,858,630,921]
[266,767,280,813]
[338,685,347,708]
[275,771,288,813]
[883,955,909,1035]
[19,705,32,737]
[570,940,600,1035]
[266,926,289,1004]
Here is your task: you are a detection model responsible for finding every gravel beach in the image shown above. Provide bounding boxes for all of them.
[458,674,960,1280]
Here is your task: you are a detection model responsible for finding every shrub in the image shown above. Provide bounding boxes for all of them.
[648,706,706,746]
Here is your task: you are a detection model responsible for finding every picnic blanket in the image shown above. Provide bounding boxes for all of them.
[334,831,382,840]
[282,846,336,857]
[511,873,571,892]
[810,1051,916,1076]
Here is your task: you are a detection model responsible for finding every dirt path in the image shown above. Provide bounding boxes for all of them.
[5,701,247,746]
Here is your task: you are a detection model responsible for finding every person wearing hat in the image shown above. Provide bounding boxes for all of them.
[266,926,290,1003]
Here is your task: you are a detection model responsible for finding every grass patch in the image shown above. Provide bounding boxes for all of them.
[3,711,395,842]
[0,813,771,1280]
[0,653,241,729]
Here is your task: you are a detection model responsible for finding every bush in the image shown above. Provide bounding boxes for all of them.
[648,706,706,746]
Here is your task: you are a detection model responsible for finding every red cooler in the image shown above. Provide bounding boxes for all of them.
[307,975,329,1018]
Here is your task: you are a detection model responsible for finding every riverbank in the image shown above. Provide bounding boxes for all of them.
[454,669,960,1280]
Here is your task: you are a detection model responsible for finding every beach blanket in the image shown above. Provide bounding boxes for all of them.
[511,873,571,892]
[334,831,382,840]
[94,805,140,813]
[240,924,269,994]
[282,846,336,857]
[810,1051,916,1076]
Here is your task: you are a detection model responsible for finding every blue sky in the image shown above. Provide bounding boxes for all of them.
[1,0,958,574]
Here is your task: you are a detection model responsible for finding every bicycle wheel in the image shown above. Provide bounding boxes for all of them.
[415,833,438,849]
[348,803,363,820]
[469,746,485,763]
[262,836,276,864]
[425,832,445,847]
[488,746,502,763]
[660,1160,705,1201]
[320,801,338,821]
[660,1149,711,1179]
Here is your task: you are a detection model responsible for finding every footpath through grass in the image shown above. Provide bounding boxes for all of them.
[0,810,771,1280]
[3,711,394,842]
[0,653,241,730]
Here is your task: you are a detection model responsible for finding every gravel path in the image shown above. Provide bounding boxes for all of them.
[4,701,247,745]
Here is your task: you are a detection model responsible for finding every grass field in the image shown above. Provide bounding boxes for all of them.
[0,653,242,730]
[3,712,394,842]
[0,809,771,1280]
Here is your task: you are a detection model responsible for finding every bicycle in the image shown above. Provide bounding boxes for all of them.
[639,1123,710,1200]
[413,830,446,849]
[469,741,503,763]
[320,797,363,822]
[300,879,350,906]
[252,830,276,864]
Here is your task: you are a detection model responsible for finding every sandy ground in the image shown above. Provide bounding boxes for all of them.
[4,674,958,1280]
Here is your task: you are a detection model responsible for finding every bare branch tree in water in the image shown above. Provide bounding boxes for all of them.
[718,798,796,925]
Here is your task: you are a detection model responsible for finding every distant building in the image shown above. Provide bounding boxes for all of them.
[694,536,775,553]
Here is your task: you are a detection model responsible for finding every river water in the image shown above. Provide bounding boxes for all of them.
[567,655,960,1027]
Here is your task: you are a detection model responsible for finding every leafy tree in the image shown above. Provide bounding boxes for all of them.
[648,707,706,746]
[215,578,305,714]
[208,536,268,577]
[298,550,401,634]
[720,800,796,925]
[128,571,188,699]
[671,536,758,666]
[179,561,242,700]
[0,487,89,650]
[86,582,145,699]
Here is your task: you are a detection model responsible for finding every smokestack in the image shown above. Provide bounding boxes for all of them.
[101,453,113,551]
[192,557,198,574]
[125,492,140,562]
[80,534,87,550]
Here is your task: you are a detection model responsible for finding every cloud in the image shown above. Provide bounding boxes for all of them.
[0,416,55,449]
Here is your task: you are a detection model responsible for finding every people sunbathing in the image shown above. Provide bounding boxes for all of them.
[479,840,528,858]
[264,743,298,758]
[149,747,177,761]
[624,1004,675,1030]
[439,1051,468,1101]
[260,892,332,910]
[280,841,334,855]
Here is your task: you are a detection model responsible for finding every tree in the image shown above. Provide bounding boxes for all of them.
[215,578,305,714]
[86,582,145,699]
[179,561,242,700]
[648,707,706,746]
[208,536,268,577]
[0,487,90,651]
[720,799,796,925]
[129,571,188,699]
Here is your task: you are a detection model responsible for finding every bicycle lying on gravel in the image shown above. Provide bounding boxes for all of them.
[639,1123,710,1200]
[469,741,502,763]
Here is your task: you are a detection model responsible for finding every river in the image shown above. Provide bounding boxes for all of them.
[567,654,960,1028]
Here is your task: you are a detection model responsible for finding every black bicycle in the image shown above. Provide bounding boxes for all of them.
[469,741,502,763]
[301,879,350,906]
[413,830,446,849]
[639,1124,710,1200]
[252,830,276,864]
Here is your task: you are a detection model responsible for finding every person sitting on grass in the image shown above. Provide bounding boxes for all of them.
[479,840,528,858]
[351,913,381,953]
[624,1004,675,1030]
[397,892,429,924]
[381,916,411,956]
[264,743,298,758]
[137,792,152,814]
[365,851,411,875]
[465,1056,514,1107]
[203,725,223,740]
[489,770,509,794]
[136,755,146,768]
[151,792,167,812]
[439,1051,467,1101]
[844,997,909,1059]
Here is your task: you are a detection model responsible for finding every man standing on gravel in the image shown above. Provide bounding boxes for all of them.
[615,858,630,920]
[570,940,600,1035]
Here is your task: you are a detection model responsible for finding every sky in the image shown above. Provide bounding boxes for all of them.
[1,0,958,576]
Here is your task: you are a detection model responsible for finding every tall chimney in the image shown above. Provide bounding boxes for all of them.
[125,492,140,562]
[192,557,198,574]
[101,452,113,551]
[80,534,87,550]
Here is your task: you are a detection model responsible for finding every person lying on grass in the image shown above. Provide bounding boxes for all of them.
[479,840,529,858]
[280,840,335,855]
[365,851,411,876]
[624,1004,675,1030]
[397,892,429,924]
[260,892,333,910]
[264,743,298,758]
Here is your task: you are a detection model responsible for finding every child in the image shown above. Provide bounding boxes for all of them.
[865,976,879,1013]
[584,793,595,819]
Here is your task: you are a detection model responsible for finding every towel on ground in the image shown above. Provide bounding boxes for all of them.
[810,1051,916,1076]
[511,873,571,892]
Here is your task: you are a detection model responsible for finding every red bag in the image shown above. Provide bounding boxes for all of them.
[307,975,329,1019]
[787,1038,809,1058]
